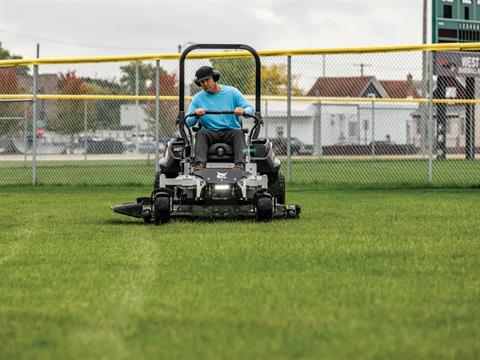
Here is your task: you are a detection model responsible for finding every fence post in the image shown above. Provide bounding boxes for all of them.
[155,60,160,174]
[23,104,28,166]
[313,101,322,156]
[286,55,292,182]
[428,50,434,182]
[83,99,88,163]
[135,61,140,153]
[371,98,375,156]
[32,63,38,186]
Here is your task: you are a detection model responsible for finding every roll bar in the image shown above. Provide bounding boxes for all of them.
[177,44,262,140]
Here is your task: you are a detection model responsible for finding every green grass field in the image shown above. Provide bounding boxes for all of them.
[2,158,480,187]
[1,185,479,358]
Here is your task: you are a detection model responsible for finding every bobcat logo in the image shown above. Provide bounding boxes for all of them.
[216,171,228,181]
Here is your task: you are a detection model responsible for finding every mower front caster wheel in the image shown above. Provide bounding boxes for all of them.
[255,197,273,222]
[154,196,171,225]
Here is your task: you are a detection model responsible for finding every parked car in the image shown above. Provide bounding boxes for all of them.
[270,137,313,155]
[137,141,166,154]
[82,138,125,154]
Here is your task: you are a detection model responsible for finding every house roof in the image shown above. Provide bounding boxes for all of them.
[307,76,375,97]
[379,80,421,99]
[307,75,424,99]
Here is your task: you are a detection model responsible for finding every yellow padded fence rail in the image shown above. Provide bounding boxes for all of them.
[1,42,480,67]
[1,94,480,105]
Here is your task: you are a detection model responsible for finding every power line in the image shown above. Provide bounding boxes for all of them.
[0,28,172,52]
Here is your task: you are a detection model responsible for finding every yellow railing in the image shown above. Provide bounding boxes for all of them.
[0,42,480,67]
[1,94,480,105]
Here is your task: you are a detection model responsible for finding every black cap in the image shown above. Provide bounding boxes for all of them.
[195,66,215,82]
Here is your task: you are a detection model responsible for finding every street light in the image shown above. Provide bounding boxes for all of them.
[178,41,196,53]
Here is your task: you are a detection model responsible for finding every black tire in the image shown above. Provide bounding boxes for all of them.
[154,196,170,225]
[268,171,286,204]
[255,197,273,222]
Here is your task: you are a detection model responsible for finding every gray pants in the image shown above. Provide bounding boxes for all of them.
[194,129,247,164]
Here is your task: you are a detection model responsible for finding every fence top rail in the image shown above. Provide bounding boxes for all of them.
[1,93,479,104]
[1,42,480,67]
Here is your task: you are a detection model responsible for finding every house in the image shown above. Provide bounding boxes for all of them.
[258,75,420,155]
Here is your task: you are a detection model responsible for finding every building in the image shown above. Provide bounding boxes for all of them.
[259,75,421,156]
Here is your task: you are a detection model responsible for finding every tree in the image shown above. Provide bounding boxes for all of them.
[50,71,95,152]
[261,64,303,96]
[210,57,255,94]
[207,58,303,96]
[120,61,155,95]
[0,41,29,75]
[145,70,179,137]
[0,68,22,136]
[84,77,123,129]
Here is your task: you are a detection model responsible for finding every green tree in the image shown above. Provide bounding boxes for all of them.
[210,57,255,94]
[205,58,304,96]
[0,68,23,136]
[84,77,123,129]
[120,61,155,95]
[50,71,95,153]
[0,41,29,75]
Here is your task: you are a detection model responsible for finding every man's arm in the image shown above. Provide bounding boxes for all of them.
[186,97,201,127]
[233,88,254,115]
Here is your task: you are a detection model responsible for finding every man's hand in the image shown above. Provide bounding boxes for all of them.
[195,108,206,116]
[234,107,245,115]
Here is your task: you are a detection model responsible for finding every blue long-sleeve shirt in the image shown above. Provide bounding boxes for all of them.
[186,85,254,131]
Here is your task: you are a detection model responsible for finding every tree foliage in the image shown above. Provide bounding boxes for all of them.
[0,68,22,136]
[84,77,123,129]
[208,58,303,96]
[50,71,95,138]
[0,41,29,75]
[120,61,155,95]
[210,57,255,94]
[145,71,179,136]
[261,64,303,96]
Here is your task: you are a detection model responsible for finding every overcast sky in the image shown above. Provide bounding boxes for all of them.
[0,0,427,59]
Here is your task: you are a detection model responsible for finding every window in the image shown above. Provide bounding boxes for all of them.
[446,87,457,98]
[444,4,453,18]
[462,0,472,3]
[465,6,470,20]
[439,28,458,38]
[348,121,359,137]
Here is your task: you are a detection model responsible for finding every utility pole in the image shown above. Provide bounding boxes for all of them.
[421,0,429,156]
[353,63,372,77]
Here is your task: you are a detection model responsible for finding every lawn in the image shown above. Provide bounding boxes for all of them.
[0,185,479,358]
[2,158,480,188]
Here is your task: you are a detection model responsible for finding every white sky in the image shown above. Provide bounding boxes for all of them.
[0,0,428,59]
[0,0,430,90]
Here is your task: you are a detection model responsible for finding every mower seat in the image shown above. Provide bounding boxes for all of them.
[207,143,234,162]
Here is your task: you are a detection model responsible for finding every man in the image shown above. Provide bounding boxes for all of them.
[186,65,254,172]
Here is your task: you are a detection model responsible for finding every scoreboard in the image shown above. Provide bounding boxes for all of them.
[433,0,480,43]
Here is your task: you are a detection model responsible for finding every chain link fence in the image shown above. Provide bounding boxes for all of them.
[1,44,480,187]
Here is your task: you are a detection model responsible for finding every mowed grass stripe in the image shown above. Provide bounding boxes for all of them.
[0,186,479,358]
